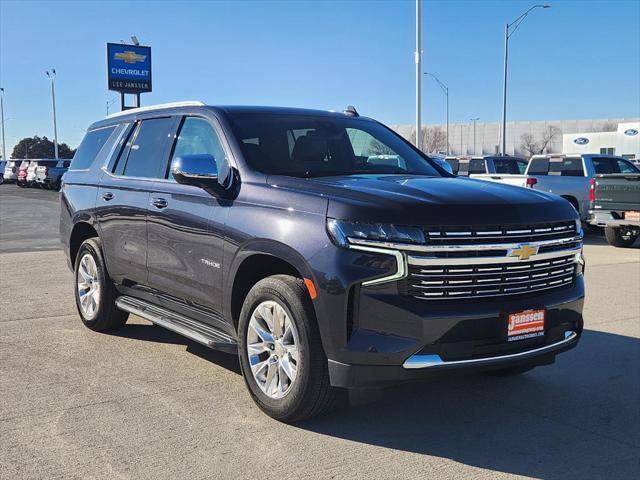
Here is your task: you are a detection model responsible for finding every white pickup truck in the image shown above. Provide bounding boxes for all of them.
[444,155,528,178]
[473,154,640,222]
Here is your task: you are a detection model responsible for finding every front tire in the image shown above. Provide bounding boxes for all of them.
[74,238,128,332]
[604,226,638,247]
[238,275,339,422]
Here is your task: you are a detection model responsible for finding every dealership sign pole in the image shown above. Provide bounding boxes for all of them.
[107,42,152,111]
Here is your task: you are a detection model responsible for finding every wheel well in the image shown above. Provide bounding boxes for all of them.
[561,195,579,212]
[230,254,301,329]
[69,222,99,265]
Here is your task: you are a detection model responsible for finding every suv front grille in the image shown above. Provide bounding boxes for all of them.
[424,220,577,245]
[406,254,576,300]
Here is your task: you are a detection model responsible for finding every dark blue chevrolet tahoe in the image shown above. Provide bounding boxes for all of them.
[60,102,585,422]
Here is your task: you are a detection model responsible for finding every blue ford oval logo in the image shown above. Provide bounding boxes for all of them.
[574,137,589,145]
[624,128,638,136]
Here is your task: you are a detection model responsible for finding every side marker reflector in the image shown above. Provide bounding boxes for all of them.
[303,278,317,300]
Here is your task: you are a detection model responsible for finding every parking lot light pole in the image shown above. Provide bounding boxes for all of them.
[424,72,449,155]
[0,88,6,161]
[470,117,479,155]
[501,4,550,156]
[415,0,422,150]
[45,69,59,159]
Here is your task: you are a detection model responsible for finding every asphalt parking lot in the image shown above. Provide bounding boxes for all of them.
[0,185,638,480]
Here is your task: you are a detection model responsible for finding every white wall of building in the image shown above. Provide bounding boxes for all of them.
[563,122,640,159]
[391,118,639,158]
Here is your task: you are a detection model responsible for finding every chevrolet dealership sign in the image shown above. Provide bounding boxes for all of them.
[107,43,152,93]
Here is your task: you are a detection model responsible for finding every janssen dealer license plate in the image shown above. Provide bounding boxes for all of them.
[507,309,545,342]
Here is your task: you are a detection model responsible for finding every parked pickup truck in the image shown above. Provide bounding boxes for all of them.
[35,159,70,190]
[474,154,640,222]
[61,102,585,422]
[589,173,640,247]
[445,155,528,177]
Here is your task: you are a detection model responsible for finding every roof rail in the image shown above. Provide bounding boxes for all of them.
[106,101,206,119]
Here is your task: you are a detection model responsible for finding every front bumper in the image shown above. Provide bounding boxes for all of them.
[323,260,584,388]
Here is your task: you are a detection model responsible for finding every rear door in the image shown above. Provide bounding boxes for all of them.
[146,115,231,318]
[96,117,175,286]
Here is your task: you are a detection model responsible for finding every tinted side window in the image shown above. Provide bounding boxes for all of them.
[468,159,486,174]
[70,126,116,170]
[527,158,549,175]
[445,158,459,174]
[617,159,639,173]
[169,117,229,182]
[122,118,174,178]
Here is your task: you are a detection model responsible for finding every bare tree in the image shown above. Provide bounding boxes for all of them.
[368,138,396,156]
[520,132,539,157]
[409,127,447,153]
[538,125,561,153]
[423,127,447,154]
[596,121,617,132]
[520,125,561,156]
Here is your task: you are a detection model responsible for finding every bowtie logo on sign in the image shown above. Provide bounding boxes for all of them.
[114,51,147,64]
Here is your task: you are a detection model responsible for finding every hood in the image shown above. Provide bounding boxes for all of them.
[268,174,577,225]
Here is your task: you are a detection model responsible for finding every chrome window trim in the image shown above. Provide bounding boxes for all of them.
[349,245,407,286]
[403,331,578,369]
[348,235,582,253]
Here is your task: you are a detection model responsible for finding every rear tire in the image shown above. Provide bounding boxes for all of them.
[74,238,128,332]
[238,274,339,422]
[604,226,638,248]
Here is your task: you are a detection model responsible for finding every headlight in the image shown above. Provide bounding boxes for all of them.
[327,218,425,247]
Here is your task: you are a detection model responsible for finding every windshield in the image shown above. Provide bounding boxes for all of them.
[227,114,442,177]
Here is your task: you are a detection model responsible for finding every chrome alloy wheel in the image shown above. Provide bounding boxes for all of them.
[77,253,100,320]
[247,300,300,399]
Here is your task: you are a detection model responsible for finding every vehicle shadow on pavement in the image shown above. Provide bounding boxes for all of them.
[298,329,640,479]
[111,323,242,375]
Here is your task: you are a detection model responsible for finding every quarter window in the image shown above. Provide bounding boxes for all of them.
[70,126,116,170]
[468,159,486,174]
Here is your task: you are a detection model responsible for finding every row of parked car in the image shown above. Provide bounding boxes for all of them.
[0,159,71,190]
[438,153,640,247]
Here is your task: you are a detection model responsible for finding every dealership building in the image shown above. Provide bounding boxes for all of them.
[391,118,640,159]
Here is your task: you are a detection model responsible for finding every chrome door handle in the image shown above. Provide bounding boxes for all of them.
[152,197,168,209]
[101,192,114,201]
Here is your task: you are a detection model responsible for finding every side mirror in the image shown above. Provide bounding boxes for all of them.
[171,154,226,197]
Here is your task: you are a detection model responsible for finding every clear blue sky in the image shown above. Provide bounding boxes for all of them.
[1,0,639,155]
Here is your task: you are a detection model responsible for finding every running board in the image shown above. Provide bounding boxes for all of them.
[116,296,237,354]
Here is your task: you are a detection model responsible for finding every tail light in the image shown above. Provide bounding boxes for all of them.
[525,177,537,188]
[44,167,49,176]
[589,178,596,203]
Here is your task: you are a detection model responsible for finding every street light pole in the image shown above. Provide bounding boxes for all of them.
[424,72,449,154]
[0,88,6,161]
[470,117,479,155]
[415,0,422,150]
[500,4,550,155]
[46,69,59,159]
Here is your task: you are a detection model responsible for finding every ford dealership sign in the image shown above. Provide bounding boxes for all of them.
[573,137,589,145]
[624,128,638,136]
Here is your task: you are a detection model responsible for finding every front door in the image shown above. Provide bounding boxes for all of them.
[147,116,231,318]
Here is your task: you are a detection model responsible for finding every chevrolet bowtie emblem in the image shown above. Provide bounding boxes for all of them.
[509,244,539,261]
[114,51,147,64]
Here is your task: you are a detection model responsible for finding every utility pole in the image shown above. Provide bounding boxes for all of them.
[415,0,422,151]
[46,69,59,159]
[0,88,6,161]
[501,4,550,155]
[470,117,479,155]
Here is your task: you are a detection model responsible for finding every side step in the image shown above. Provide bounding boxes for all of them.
[116,296,238,354]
